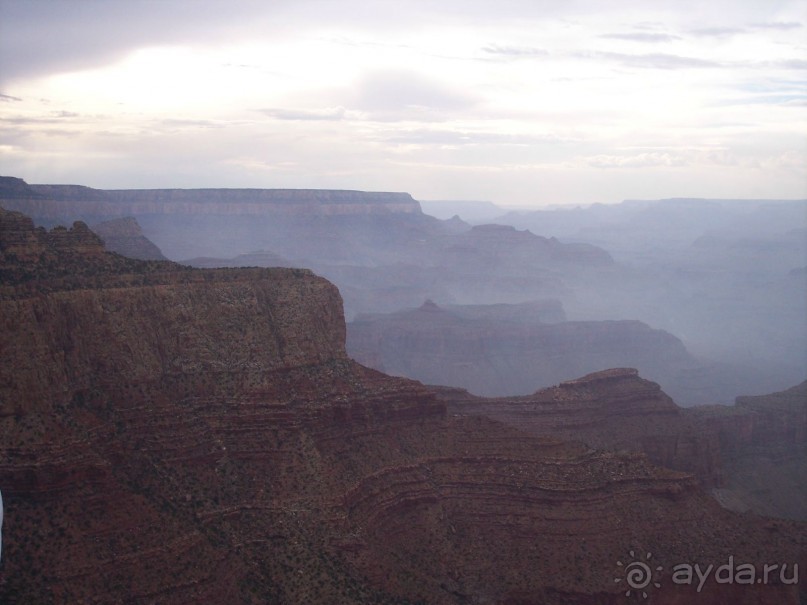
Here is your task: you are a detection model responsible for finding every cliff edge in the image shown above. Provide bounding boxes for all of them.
[0,208,803,605]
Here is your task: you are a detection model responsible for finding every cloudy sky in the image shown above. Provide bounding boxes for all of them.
[1,0,805,206]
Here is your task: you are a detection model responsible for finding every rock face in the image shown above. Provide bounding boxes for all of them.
[0,176,42,200]
[0,208,804,605]
[1,182,422,219]
[443,368,724,487]
[92,217,168,261]
[696,382,807,521]
[445,368,807,522]
[347,301,712,402]
[0,177,614,307]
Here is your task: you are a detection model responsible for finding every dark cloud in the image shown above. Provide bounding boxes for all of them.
[599,32,681,43]
[0,0,286,86]
[0,93,22,101]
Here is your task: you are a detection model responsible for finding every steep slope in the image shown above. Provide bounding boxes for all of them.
[92,217,168,261]
[0,207,804,605]
[445,369,807,521]
[698,382,807,521]
[442,368,724,486]
[347,301,720,404]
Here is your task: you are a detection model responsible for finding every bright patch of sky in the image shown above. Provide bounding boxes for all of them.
[0,0,805,206]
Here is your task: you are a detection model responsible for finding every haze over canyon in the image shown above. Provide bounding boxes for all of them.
[0,176,805,604]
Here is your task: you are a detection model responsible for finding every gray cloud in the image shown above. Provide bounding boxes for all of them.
[717,93,807,107]
[383,128,563,146]
[587,151,689,168]
[750,21,803,30]
[1,114,80,125]
[482,44,549,59]
[583,51,722,69]
[776,59,807,70]
[260,107,347,121]
[0,93,22,102]
[348,70,476,121]
[0,0,289,86]
[689,26,746,37]
[600,32,682,43]
[158,118,223,128]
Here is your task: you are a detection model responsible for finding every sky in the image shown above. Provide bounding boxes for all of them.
[1,0,806,207]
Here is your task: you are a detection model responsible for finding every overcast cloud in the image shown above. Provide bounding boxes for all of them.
[0,0,805,205]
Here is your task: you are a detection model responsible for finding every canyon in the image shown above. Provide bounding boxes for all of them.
[3,176,803,406]
[346,300,747,405]
[0,206,805,604]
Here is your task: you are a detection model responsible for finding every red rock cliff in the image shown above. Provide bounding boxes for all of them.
[0,208,803,605]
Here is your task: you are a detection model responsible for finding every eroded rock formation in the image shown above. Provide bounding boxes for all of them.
[0,207,804,604]
[347,301,717,403]
[92,217,168,261]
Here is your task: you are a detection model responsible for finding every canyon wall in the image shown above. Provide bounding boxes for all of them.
[0,207,804,605]
[0,177,422,220]
[695,382,807,521]
[92,217,168,261]
[347,301,731,405]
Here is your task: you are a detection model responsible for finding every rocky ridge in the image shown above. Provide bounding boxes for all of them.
[92,217,168,261]
[444,370,807,521]
[0,177,422,220]
[695,382,807,520]
[0,207,804,604]
[347,300,717,403]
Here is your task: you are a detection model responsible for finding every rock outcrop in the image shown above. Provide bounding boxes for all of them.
[695,382,807,521]
[0,181,422,220]
[443,368,725,487]
[0,207,804,605]
[92,217,168,261]
[347,301,712,402]
[445,367,807,522]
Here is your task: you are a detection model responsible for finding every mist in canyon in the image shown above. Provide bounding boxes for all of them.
[4,177,804,406]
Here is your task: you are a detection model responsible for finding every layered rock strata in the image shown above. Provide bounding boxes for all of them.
[0,208,804,605]
[347,301,700,401]
[0,176,422,220]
